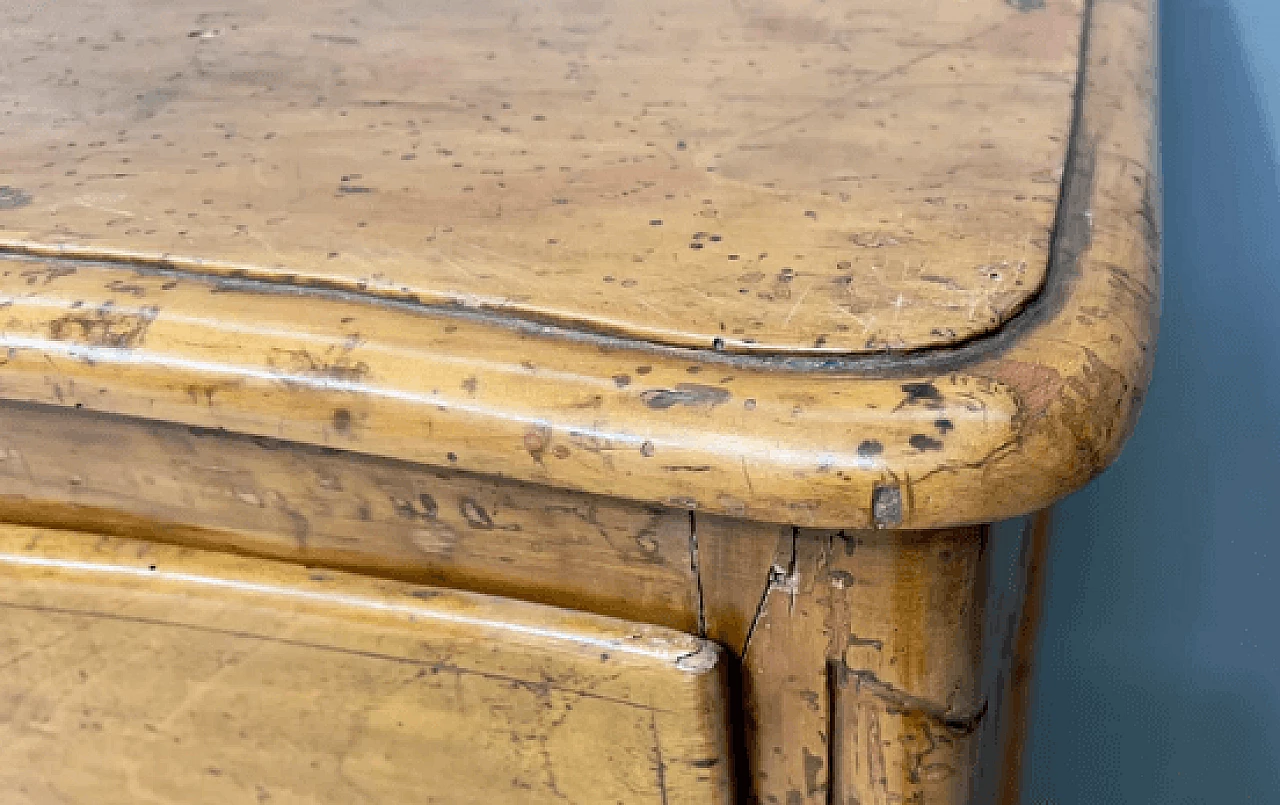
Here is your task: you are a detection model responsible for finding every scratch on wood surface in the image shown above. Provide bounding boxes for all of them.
[651,712,671,805]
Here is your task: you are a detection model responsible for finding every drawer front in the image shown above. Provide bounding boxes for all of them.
[0,526,731,804]
[0,400,702,634]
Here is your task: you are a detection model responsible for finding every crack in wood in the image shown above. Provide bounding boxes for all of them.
[832,663,988,736]
[738,528,798,660]
[826,659,843,805]
[689,511,706,637]
[650,711,670,805]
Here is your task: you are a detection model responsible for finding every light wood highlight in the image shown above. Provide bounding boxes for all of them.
[0,524,732,804]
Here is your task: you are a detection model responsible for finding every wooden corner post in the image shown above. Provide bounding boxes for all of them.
[701,512,1051,804]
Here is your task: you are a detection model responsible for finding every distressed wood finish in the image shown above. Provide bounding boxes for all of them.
[0,0,1158,803]
[703,522,991,805]
[0,0,1081,355]
[0,0,1156,530]
[0,525,732,804]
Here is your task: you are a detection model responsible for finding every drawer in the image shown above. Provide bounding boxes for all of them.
[0,525,731,804]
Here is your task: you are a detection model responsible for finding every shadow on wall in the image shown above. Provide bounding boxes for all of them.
[1021,0,1280,802]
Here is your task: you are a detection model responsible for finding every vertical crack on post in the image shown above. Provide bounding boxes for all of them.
[689,510,706,637]
[826,659,846,805]
[650,711,670,805]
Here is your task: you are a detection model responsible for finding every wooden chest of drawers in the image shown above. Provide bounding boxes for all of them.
[0,0,1158,801]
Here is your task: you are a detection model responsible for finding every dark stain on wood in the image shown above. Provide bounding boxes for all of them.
[899,382,944,408]
[331,408,353,434]
[640,384,731,410]
[0,187,33,210]
[909,434,943,452]
[459,497,495,529]
[856,440,883,458]
[48,305,157,349]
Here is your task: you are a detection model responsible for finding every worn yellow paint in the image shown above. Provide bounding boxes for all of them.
[0,524,732,804]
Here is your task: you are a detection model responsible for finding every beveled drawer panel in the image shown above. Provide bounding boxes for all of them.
[0,526,731,804]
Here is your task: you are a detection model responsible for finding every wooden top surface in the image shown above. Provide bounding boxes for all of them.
[0,0,1159,529]
[0,0,1081,354]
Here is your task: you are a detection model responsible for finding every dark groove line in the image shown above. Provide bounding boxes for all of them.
[826,660,844,805]
[845,666,989,734]
[737,573,773,663]
[650,711,670,805]
[688,510,706,638]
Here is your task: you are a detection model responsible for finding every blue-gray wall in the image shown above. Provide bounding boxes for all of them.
[1021,0,1280,801]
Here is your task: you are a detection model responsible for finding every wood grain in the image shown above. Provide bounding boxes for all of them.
[0,524,732,804]
[0,0,1082,354]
